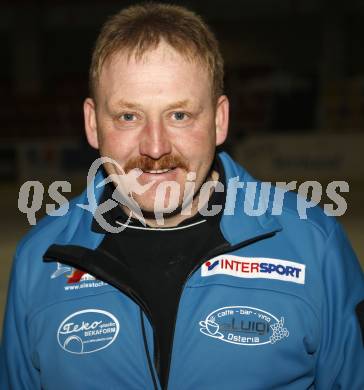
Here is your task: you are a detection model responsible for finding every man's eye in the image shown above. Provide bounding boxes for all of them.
[120,113,136,121]
[172,112,188,121]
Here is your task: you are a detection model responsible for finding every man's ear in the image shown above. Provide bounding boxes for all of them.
[83,97,99,149]
[215,95,229,146]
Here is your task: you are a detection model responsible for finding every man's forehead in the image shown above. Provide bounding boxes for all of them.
[96,42,213,107]
[98,64,211,108]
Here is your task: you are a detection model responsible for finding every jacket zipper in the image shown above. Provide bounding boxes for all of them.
[136,242,231,390]
[140,308,159,390]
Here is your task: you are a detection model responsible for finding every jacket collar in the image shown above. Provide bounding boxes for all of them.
[218,152,282,245]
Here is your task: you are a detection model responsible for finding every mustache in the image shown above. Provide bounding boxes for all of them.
[123,155,189,173]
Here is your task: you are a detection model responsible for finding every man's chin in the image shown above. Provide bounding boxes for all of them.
[128,195,186,222]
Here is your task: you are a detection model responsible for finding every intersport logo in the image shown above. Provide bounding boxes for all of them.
[202,255,306,284]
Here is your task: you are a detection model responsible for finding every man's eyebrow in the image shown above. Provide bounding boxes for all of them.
[113,100,143,110]
[113,99,196,111]
[164,100,191,111]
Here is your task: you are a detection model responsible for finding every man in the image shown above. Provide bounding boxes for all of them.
[1,3,364,389]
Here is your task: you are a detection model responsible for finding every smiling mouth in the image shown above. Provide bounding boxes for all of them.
[142,167,176,174]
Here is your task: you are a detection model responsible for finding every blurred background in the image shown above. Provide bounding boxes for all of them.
[1,0,364,333]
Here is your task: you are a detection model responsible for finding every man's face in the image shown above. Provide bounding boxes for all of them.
[84,41,228,216]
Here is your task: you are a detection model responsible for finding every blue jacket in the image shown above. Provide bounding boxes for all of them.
[1,152,364,389]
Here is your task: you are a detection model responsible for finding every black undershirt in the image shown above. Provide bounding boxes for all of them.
[92,158,227,388]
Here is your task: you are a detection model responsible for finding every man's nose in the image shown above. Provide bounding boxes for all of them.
[139,121,172,159]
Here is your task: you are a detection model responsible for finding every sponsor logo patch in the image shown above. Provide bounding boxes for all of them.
[199,306,289,346]
[202,255,305,284]
[51,262,107,291]
[57,309,120,354]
